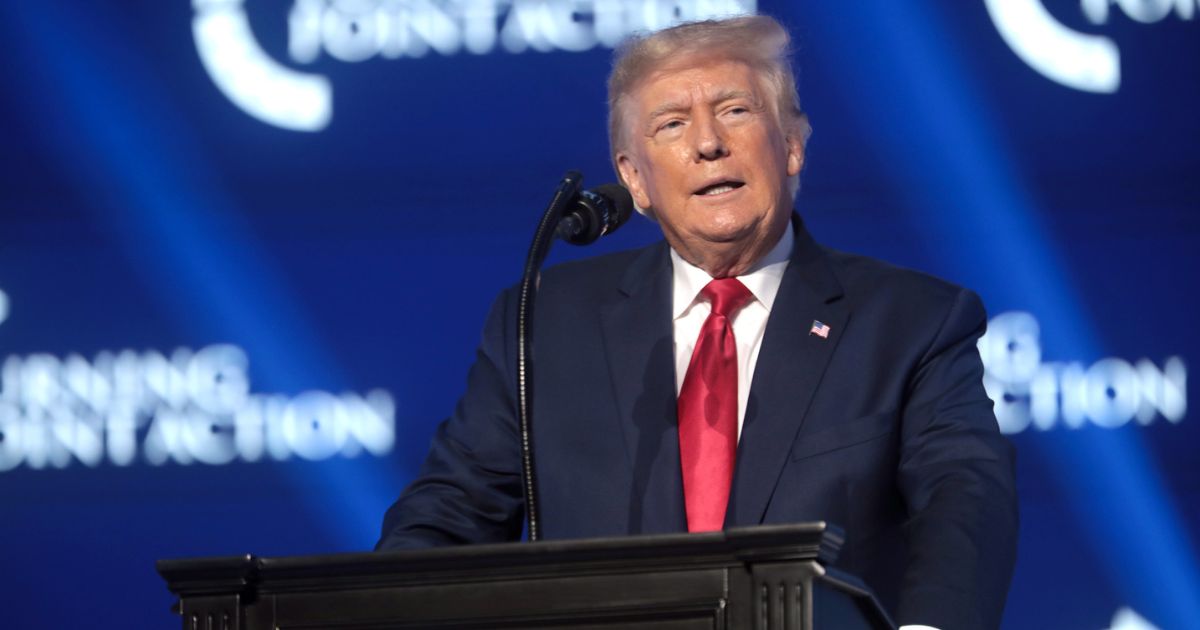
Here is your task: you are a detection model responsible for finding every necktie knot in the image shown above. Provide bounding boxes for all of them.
[701,278,753,319]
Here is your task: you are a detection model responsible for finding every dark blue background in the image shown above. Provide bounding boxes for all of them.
[1,1,1197,628]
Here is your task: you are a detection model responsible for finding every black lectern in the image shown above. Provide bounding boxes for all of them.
[158,522,895,629]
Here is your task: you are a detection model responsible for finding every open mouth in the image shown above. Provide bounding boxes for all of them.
[694,181,745,196]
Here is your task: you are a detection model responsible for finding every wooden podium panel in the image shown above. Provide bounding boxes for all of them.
[158,523,894,630]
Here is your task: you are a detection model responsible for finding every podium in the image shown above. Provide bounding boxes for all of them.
[158,522,895,629]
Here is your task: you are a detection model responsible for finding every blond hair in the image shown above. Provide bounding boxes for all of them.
[607,16,811,162]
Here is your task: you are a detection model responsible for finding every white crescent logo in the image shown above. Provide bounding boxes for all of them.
[984,0,1120,93]
[192,0,333,131]
[0,288,8,327]
[985,0,1197,93]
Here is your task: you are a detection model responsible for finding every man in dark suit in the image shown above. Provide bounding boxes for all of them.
[377,15,1017,630]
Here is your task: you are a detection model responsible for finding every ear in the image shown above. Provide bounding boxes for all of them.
[616,152,653,210]
[786,114,809,177]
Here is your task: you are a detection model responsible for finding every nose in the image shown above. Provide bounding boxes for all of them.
[691,114,728,161]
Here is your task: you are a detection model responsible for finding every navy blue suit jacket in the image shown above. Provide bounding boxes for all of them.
[378,218,1018,629]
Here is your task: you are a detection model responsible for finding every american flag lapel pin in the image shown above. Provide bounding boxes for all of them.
[809,320,831,339]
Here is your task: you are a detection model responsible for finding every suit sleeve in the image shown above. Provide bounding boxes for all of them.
[375,289,525,550]
[895,288,1019,630]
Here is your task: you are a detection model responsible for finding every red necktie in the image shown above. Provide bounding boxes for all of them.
[678,278,753,532]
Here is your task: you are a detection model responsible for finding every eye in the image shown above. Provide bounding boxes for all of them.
[654,119,686,137]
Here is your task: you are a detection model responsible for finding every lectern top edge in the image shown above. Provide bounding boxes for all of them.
[157,522,844,592]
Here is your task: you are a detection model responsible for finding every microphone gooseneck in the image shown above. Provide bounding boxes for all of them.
[517,174,632,542]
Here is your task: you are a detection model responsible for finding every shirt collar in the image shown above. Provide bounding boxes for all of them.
[670,225,794,320]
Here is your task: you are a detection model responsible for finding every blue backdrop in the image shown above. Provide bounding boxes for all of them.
[1,1,1197,628]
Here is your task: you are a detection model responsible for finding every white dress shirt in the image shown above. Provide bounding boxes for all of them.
[669,228,939,630]
[671,226,793,438]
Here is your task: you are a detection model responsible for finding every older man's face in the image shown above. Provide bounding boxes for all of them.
[616,59,803,273]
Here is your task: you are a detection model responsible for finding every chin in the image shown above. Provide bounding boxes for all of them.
[694,224,758,246]
[701,212,763,240]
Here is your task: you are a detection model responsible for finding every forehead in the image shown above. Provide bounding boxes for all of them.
[627,59,764,115]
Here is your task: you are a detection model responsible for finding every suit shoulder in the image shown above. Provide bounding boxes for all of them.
[820,246,982,317]
[538,242,662,296]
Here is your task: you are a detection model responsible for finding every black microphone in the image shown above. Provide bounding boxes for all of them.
[556,183,635,245]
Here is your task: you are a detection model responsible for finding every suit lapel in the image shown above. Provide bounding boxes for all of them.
[599,244,686,534]
[727,218,849,526]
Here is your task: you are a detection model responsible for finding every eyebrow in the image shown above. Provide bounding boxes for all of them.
[645,89,759,123]
[646,100,690,123]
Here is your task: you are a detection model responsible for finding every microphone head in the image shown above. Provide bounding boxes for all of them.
[590,183,634,229]
[558,183,635,246]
